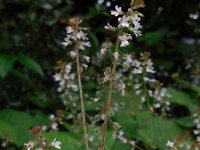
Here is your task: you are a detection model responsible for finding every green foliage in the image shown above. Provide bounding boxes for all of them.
[18,55,44,76]
[0,0,199,149]
[0,109,36,146]
[136,111,184,149]
[167,87,198,113]
[0,54,16,78]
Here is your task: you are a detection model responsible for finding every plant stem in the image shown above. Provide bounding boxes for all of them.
[99,29,122,150]
[75,25,89,150]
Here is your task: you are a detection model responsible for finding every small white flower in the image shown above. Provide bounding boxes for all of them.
[66,26,74,33]
[51,122,58,131]
[100,48,108,55]
[49,114,55,120]
[82,63,88,70]
[97,0,104,5]
[83,56,90,63]
[154,103,161,108]
[70,51,76,58]
[24,141,34,150]
[77,30,88,40]
[79,41,91,50]
[51,139,61,149]
[42,125,47,131]
[113,52,119,60]
[166,141,174,148]
[65,64,72,74]
[194,129,200,135]
[104,23,114,30]
[90,97,99,102]
[110,5,123,17]
[119,16,130,27]
[53,73,61,81]
[119,33,132,47]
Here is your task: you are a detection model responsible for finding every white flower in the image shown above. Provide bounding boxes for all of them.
[166,141,174,148]
[113,52,119,60]
[51,139,61,149]
[118,82,125,96]
[70,51,76,58]
[145,59,155,73]
[51,122,58,131]
[90,97,99,102]
[77,30,88,40]
[119,33,132,47]
[24,141,34,150]
[66,26,74,33]
[132,13,142,37]
[100,48,107,55]
[118,16,130,27]
[49,114,55,120]
[65,64,72,74]
[132,60,142,74]
[110,5,123,17]
[53,73,61,81]
[104,23,114,30]
[83,56,90,63]
[79,41,91,50]
[194,129,200,135]
[154,103,161,108]
[97,0,104,5]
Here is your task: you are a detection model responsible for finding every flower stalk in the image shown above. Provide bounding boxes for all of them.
[100,29,122,150]
[74,23,89,150]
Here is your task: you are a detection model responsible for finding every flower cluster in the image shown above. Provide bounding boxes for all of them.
[121,52,171,115]
[62,25,91,50]
[24,126,61,150]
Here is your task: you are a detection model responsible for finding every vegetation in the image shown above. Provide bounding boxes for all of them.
[0,0,200,149]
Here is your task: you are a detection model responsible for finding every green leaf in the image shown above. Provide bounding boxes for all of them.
[0,121,16,141]
[111,141,130,150]
[0,54,16,78]
[138,29,167,43]
[167,87,198,113]
[0,109,36,146]
[136,111,184,149]
[18,55,44,76]
[175,116,195,128]
[176,79,200,97]
[29,96,48,108]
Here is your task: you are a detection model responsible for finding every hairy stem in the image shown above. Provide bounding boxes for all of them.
[75,25,89,150]
[99,29,122,150]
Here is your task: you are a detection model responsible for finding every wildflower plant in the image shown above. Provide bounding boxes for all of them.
[98,0,145,149]
[54,17,90,149]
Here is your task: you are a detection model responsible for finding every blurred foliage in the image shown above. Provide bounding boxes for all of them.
[0,0,200,149]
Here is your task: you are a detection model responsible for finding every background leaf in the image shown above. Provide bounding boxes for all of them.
[18,55,44,76]
[0,54,16,78]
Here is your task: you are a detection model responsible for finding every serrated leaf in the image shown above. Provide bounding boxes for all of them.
[18,55,44,76]
[0,54,16,78]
